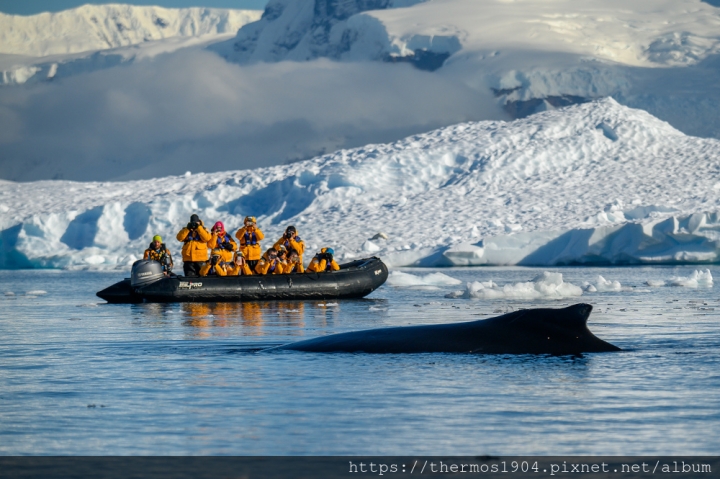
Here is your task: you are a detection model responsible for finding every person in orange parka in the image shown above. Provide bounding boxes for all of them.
[254,248,284,275]
[199,251,227,277]
[283,250,304,274]
[273,225,305,263]
[226,251,253,276]
[176,214,212,277]
[207,221,236,263]
[235,216,264,270]
[306,248,340,273]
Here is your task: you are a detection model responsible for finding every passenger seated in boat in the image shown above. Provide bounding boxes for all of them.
[200,252,227,277]
[177,214,212,277]
[226,251,253,276]
[276,245,288,266]
[306,248,340,273]
[283,250,304,274]
[235,216,264,271]
[143,235,173,274]
[208,221,236,263]
[273,225,305,263]
[255,247,283,275]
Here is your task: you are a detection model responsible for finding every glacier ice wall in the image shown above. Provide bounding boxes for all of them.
[2,99,720,270]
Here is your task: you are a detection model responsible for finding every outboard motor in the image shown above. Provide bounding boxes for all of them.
[130,260,165,287]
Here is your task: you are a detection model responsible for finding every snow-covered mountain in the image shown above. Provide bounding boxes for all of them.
[0,4,261,86]
[212,0,720,136]
[0,4,261,57]
[2,0,720,184]
[2,99,720,270]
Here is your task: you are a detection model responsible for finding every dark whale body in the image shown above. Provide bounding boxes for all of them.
[277,304,620,354]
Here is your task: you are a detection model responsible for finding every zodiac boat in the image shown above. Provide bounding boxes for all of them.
[96,257,388,303]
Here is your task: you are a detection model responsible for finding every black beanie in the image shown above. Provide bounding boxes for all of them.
[190,214,200,223]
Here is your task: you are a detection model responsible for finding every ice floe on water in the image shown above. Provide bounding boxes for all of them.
[645,280,666,287]
[669,269,713,288]
[387,271,463,288]
[582,275,623,293]
[25,290,47,296]
[446,272,583,300]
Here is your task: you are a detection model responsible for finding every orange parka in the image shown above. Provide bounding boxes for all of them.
[199,262,227,277]
[176,222,212,262]
[273,235,305,262]
[207,231,236,263]
[254,257,284,275]
[226,262,253,276]
[235,226,265,261]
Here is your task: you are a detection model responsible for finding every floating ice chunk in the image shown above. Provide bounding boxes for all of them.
[362,240,381,252]
[5,292,15,296]
[645,280,666,287]
[370,232,388,240]
[387,271,462,287]
[595,275,622,292]
[447,272,582,299]
[669,269,713,288]
[26,290,47,295]
[582,282,598,293]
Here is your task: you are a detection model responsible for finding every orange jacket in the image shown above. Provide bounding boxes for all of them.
[307,256,340,273]
[283,260,304,274]
[176,223,212,262]
[200,262,227,277]
[207,232,236,263]
[226,262,253,276]
[254,257,284,275]
[235,226,265,261]
[273,235,305,262]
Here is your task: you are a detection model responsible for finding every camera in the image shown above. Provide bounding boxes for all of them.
[211,256,219,265]
[187,221,199,230]
[223,243,234,251]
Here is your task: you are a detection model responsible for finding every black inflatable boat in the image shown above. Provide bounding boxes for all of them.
[97,257,388,303]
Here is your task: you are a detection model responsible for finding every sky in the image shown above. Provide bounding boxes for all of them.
[0,0,268,15]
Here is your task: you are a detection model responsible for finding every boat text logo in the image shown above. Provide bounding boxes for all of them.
[178,281,203,289]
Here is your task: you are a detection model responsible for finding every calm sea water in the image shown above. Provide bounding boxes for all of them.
[0,266,718,455]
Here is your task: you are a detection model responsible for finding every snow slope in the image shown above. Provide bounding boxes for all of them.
[2,99,720,270]
[0,4,261,86]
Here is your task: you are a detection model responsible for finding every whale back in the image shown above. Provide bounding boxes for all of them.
[278,303,620,354]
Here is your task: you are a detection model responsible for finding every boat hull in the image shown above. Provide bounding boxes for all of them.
[97,257,388,303]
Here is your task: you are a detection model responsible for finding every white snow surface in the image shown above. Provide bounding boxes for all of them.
[0,5,261,57]
[446,272,583,300]
[3,99,720,269]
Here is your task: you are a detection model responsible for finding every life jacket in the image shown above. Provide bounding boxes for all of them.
[184,230,202,242]
[243,231,258,246]
[283,236,302,254]
[268,259,278,274]
[147,244,167,261]
[324,254,334,272]
[215,233,232,249]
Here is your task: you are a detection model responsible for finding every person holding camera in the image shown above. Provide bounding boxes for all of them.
[273,225,305,263]
[200,252,227,277]
[226,250,253,276]
[208,221,236,264]
[254,247,284,275]
[306,247,340,273]
[235,216,264,270]
[176,213,212,277]
[143,235,174,274]
[283,249,304,274]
